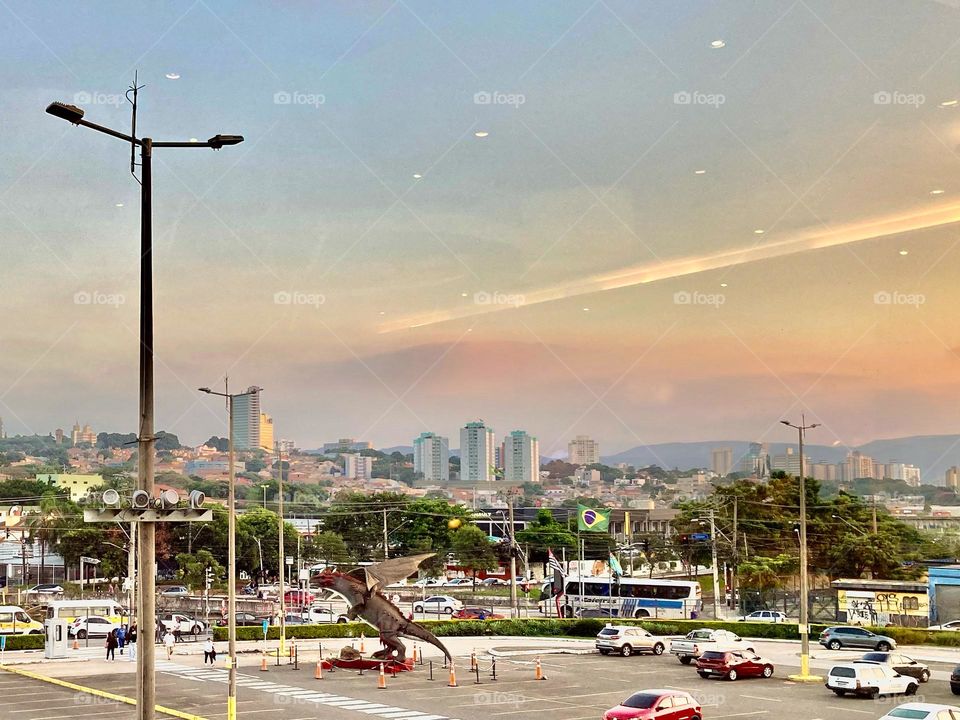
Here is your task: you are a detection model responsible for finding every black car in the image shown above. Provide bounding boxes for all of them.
[952,664,960,695]
[217,612,267,627]
[857,652,931,683]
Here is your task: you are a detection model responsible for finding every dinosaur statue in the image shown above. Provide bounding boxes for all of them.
[316,553,453,664]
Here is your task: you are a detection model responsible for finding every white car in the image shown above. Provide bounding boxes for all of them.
[826,662,920,698]
[301,606,350,624]
[159,586,189,597]
[595,624,667,657]
[669,628,754,665]
[738,610,787,623]
[69,616,120,639]
[879,703,960,720]
[443,578,472,587]
[161,613,205,635]
[413,595,463,614]
[412,578,444,588]
[928,620,960,631]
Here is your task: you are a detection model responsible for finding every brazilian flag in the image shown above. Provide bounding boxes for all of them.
[577,504,610,532]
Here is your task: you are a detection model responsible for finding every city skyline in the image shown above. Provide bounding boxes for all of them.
[4,2,960,461]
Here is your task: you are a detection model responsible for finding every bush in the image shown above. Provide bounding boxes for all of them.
[1,634,45,651]
[212,622,368,642]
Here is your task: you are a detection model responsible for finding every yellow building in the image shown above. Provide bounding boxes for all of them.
[833,579,929,627]
[35,473,103,502]
[260,413,274,452]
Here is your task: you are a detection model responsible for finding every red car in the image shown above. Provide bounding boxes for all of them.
[452,607,505,620]
[603,690,701,720]
[283,589,315,606]
[696,650,774,681]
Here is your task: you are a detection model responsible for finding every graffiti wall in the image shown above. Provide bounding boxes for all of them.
[837,589,928,627]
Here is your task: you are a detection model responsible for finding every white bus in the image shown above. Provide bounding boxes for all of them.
[540,577,702,620]
[45,599,126,625]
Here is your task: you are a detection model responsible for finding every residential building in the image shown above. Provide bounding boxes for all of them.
[69,421,96,446]
[841,451,874,481]
[575,467,601,485]
[771,447,811,476]
[259,413,274,452]
[54,428,64,444]
[738,442,769,478]
[278,439,296,454]
[35,473,102,502]
[711,447,733,477]
[568,435,600,465]
[341,452,373,480]
[232,387,262,451]
[811,462,838,482]
[503,430,539,484]
[413,432,449,483]
[322,439,372,454]
[460,421,496,483]
[947,466,960,490]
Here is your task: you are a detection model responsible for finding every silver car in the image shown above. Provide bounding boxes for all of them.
[596,624,666,657]
[819,626,897,651]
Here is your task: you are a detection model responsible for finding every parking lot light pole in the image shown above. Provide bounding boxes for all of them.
[781,416,821,682]
[200,385,260,720]
[48,96,242,720]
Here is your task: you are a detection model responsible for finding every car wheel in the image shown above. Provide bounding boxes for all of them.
[414,605,423,613]
[337,618,347,624]
[679,656,693,665]
[920,669,930,683]
[598,649,610,655]
[828,639,842,650]
[906,683,918,696]
[727,669,738,681]
[952,683,960,696]
[77,630,87,639]
[876,641,891,652]
[652,643,664,655]
[562,606,574,618]
[697,672,710,679]
[832,689,846,696]
[762,665,774,678]
[620,644,633,657]
[192,625,202,635]
[444,607,454,615]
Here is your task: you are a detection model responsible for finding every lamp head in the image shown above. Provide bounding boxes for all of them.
[199,387,212,393]
[46,102,85,124]
[780,420,791,426]
[208,134,244,149]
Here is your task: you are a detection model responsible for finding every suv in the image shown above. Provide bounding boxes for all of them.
[696,650,774,681]
[826,663,919,697]
[596,625,666,657]
[820,626,896,651]
[161,613,205,635]
[25,584,64,597]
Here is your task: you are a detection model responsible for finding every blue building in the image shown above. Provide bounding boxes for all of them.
[928,566,960,624]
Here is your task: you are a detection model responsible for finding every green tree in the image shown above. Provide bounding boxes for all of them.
[303,531,351,565]
[175,549,224,591]
[450,524,499,587]
[515,509,577,565]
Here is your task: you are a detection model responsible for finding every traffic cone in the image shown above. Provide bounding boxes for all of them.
[535,656,543,681]
[315,659,323,680]
[359,633,365,654]
[378,663,387,689]
[448,661,458,687]
[260,656,268,672]
[412,644,418,663]
[72,638,79,650]
[470,651,477,671]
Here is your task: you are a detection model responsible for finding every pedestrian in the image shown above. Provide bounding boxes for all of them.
[203,638,217,665]
[116,624,126,655]
[163,629,175,660]
[128,623,138,645]
[174,626,183,643]
[105,629,118,661]
[155,619,163,643]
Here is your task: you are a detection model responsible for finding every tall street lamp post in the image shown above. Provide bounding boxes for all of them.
[781,415,821,682]
[199,385,260,720]
[47,96,242,720]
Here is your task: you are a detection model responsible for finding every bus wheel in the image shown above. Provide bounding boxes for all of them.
[634,610,650,618]
[562,606,574,618]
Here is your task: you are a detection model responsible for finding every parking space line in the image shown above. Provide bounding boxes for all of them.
[740,695,782,702]
[826,707,872,715]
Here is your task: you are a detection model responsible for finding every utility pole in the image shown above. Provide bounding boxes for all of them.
[872,496,878,534]
[507,491,518,618]
[709,509,720,620]
[277,441,286,656]
[382,508,389,560]
[781,415,821,683]
[731,498,738,612]
[226,387,237,720]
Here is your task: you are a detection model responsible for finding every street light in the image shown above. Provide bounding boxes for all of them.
[781,415,820,683]
[199,384,260,720]
[49,88,243,720]
[831,514,869,536]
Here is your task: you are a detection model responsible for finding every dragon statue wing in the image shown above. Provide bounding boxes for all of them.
[348,552,436,592]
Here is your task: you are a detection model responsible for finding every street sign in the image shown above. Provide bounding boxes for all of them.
[262,620,269,639]
[690,533,710,541]
[80,556,100,564]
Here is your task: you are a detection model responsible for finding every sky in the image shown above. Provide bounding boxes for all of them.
[3,0,960,458]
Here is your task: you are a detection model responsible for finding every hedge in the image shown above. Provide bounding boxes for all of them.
[212,617,960,648]
[1,634,45,651]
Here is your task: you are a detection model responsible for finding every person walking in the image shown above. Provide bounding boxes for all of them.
[116,625,126,655]
[163,629,175,660]
[105,629,118,661]
[203,638,217,665]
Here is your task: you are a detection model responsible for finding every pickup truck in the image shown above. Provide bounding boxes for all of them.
[161,613,205,635]
[669,628,754,665]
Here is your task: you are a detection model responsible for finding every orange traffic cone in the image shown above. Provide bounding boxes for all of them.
[359,633,365,654]
[412,644,418,663]
[535,656,544,681]
[378,663,387,689]
[72,638,79,650]
[315,659,323,680]
[470,651,477,671]
[448,660,458,687]
[260,656,268,672]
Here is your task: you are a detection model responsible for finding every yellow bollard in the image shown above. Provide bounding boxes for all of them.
[412,644,418,663]
[470,651,477,671]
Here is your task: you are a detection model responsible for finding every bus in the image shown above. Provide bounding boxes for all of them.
[540,577,701,619]
[45,599,126,625]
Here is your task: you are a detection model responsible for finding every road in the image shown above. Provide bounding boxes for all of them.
[6,636,960,719]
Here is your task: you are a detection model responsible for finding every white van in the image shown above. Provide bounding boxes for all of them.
[826,663,919,698]
[0,606,44,635]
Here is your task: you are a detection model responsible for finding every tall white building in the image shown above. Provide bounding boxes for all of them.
[568,435,600,465]
[341,452,373,480]
[711,447,733,476]
[232,387,262,450]
[503,430,540,484]
[413,432,449,483]
[460,421,496,483]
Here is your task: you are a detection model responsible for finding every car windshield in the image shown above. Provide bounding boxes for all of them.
[831,667,856,677]
[690,631,713,639]
[700,651,727,660]
[862,653,888,662]
[886,710,930,719]
[622,694,659,709]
